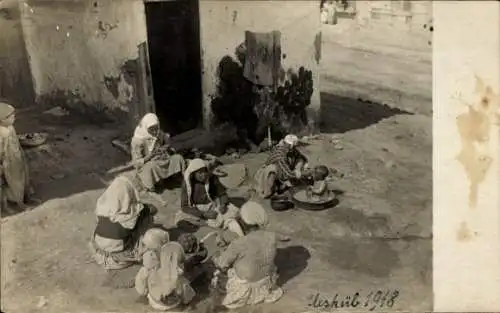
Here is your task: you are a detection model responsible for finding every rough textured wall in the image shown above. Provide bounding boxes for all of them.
[199,0,321,131]
[0,1,35,108]
[20,0,148,123]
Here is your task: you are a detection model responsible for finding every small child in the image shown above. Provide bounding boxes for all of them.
[0,102,36,210]
[307,165,330,201]
[138,228,170,266]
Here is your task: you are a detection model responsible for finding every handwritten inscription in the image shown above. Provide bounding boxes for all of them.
[307,290,400,311]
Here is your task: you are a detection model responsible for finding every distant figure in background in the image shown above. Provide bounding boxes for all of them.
[212,201,283,309]
[0,102,37,210]
[254,134,308,198]
[89,163,169,270]
[320,0,337,25]
[131,112,187,185]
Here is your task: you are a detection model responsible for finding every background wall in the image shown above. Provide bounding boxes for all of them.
[199,0,322,130]
[320,0,432,116]
[0,0,35,108]
[19,0,148,122]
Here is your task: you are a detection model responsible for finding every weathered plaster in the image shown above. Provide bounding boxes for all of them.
[199,1,321,131]
[19,0,148,123]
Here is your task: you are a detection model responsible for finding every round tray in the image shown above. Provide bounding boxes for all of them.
[291,189,337,211]
[18,132,48,148]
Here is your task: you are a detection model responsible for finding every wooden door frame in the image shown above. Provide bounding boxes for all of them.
[140,0,204,132]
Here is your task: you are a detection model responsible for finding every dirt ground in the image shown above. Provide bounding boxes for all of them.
[1,23,432,313]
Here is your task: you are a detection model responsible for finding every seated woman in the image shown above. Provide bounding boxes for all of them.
[134,233,201,311]
[174,158,244,237]
[254,134,308,199]
[212,201,284,309]
[131,113,186,184]
[131,113,170,165]
[89,163,168,271]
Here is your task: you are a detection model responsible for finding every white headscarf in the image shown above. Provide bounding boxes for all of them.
[95,174,143,229]
[183,158,211,207]
[133,113,160,155]
[141,228,170,251]
[240,200,269,228]
[283,134,299,147]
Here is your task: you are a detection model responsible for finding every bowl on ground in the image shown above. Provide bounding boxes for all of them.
[18,132,48,148]
[291,188,337,211]
[270,194,295,212]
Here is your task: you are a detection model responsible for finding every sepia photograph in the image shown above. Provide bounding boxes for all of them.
[1,0,492,312]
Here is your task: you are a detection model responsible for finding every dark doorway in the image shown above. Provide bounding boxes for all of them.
[144,0,202,135]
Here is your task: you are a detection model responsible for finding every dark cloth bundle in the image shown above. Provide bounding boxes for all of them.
[243,30,282,86]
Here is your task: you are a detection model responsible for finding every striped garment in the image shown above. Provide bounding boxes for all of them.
[264,144,306,181]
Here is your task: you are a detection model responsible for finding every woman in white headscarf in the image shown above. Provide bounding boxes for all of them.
[174,158,244,237]
[89,163,169,270]
[130,113,187,185]
[212,200,284,309]
[254,134,308,198]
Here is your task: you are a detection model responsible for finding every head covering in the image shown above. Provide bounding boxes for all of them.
[283,134,299,147]
[95,174,144,229]
[147,242,186,301]
[142,228,170,251]
[0,102,15,121]
[133,113,160,155]
[183,158,211,207]
[177,233,199,254]
[240,201,269,228]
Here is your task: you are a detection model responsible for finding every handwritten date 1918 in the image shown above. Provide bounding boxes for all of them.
[307,290,400,311]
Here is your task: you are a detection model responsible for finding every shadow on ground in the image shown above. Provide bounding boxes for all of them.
[1,173,108,218]
[275,245,311,286]
[0,107,129,219]
[324,205,392,237]
[319,92,413,133]
[321,237,401,277]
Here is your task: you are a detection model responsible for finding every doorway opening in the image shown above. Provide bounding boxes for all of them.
[144,0,202,135]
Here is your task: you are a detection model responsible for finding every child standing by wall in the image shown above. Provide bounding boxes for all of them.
[0,102,36,211]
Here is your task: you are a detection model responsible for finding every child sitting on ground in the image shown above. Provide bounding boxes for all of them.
[307,165,330,201]
[137,228,171,269]
[135,233,204,311]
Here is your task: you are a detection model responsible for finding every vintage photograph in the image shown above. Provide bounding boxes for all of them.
[1,0,432,312]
